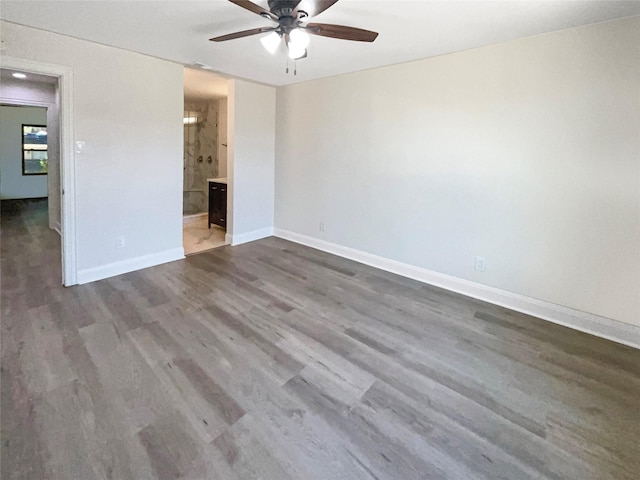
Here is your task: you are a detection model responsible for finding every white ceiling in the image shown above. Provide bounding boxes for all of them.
[1,1,639,87]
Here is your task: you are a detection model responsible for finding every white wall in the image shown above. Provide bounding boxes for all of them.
[1,21,184,280]
[275,17,640,327]
[228,80,275,244]
[0,105,49,199]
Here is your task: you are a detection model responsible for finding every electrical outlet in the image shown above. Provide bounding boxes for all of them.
[475,256,486,272]
[116,236,125,249]
[319,221,326,232]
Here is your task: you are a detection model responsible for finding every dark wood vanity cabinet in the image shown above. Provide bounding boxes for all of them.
[208,181,227,229]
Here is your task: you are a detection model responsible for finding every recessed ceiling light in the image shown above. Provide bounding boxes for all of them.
[12,72,27,79]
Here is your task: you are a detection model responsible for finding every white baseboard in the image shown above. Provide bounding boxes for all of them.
[231,227,274,247]
[273,228,640,350]
[77,247,185,285]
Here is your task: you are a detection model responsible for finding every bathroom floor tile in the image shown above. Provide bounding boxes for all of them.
[183,216,226,255]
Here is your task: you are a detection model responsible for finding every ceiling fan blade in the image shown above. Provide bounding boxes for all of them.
[292,0,339,19]
[228,0,278,21]
[210,26,276,42]
[304,23,379,42]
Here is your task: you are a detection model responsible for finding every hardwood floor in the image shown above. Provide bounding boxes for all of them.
[2,199,639,480]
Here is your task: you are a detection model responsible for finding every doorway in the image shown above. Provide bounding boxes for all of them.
[0,57,76,286]
[0,68,63,272]
[182,67,230,255]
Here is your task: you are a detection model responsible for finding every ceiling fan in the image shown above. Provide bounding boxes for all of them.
[210,0,379,61]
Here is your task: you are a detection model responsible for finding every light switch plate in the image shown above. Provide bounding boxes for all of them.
[75,141,85,153]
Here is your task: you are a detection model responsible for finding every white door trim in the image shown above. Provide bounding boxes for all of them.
[0,56,77,286]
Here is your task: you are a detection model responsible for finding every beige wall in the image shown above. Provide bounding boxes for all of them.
[275,17,640,326]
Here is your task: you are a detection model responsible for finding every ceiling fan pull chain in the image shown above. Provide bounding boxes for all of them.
[294,59,297,76]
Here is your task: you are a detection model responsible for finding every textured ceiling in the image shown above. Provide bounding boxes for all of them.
[1,1,639,86]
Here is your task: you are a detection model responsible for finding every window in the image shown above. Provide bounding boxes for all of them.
[22,124,47,175]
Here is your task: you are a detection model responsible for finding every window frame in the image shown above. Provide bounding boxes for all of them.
[22,123,48,176]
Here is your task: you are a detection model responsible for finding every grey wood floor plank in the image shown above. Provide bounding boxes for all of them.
[14,306,78,395]
[127,327,231,443]
[360,380,526,480]
[212,416,295,480]
[235,398,385,480]
[267,292,599,478]
[0,354,49,479]
[204,303,306,382]
[283,374,451,480]
[2,199,639,480]
[137,413,206,480]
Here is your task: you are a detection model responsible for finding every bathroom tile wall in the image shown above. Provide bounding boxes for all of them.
[183,100,219,215]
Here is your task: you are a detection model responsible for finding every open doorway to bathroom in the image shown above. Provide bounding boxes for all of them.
[182,67,229,255]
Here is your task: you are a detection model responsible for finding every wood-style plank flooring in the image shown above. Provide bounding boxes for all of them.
[2,199,639,479]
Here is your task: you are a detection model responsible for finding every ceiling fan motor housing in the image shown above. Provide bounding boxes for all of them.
[267,0,305,20]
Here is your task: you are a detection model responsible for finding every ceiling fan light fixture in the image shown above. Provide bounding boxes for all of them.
[288,44,306,60]
[289,28,310,49]
[260,31,281,54]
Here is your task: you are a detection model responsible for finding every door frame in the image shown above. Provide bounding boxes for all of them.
[1,56,77,285]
